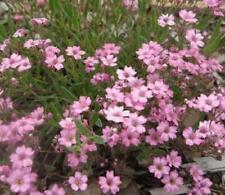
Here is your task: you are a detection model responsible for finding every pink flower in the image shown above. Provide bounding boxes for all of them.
[59,117,75,130]
[194,178,212,194]
[13,28,28,38]
[36,0,48,6]
[124,112,146,133]
[103,43,121,55]
[99,171,121,194]
[117,66,136,81]
[179,10,197,23]
[44,184,65,195]
[197,94,220,112]
[166,150,182,168]
[102,126,120,147]
[67,152,88,168]
[68,172,88,192]
[131,86,152,103]
[145,129,164,146]
[203,0,219,7]
[157,122,177,141]
[84,56,98,72]
[122,0,138,11]
[106,87,124,102]
[104,106,129,123]
[58,129,76,147]
[120,128,140,147]
[101,55,117,67]
[66,46,85,60]
[158,14,175,27]
[189,165,204,182]
[70,96,91,116]
[45,55,64,70]
[185,29,204,48]
[183,127,202,146]
[10,145,34,168]
[7,169,37,193]
[149,157,170,179]
[31,18,49,25]
[162,171,183,193]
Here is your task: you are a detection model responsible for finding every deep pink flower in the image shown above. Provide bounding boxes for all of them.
[99,171,121,194]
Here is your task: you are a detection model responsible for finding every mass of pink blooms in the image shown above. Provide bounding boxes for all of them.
[0,0,224,194]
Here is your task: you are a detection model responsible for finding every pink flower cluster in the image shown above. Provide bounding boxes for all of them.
[0,53,31,73]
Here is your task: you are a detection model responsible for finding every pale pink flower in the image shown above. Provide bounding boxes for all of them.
[148,157,170,179]
[66,46,85,60]
[104,106,129,123]
[157,122,177,141]
[124,112,146,133]
[189,165,204,182]
[203,0,219,7]
[99,171,121,194]
[145,129,164,146]
[13,28,28,38]
[179,10,197,23]
[68,172,88,192]
[120,128,140,147]
[122,0,138,11]
[84,56,98,72]
[10,145,34,168]
[197,94,220,112]
[13,14,24,22]
[45,55,64,70]
[101,55,117,67]
[31,18,49,25]
[70,96,91,116]
[59,117,75,130]
[44,184,65,195]
[36,0,48,6]
[106,87,124,102]
[185,29,204,48]
[103,43,121,55]
[7,169,37,193]
[102,126,120,147]
[162,171,183,193]
[67,152,88,168]
[117,66,136,81]
[166,150,182,168]
[58,129,76,147]
[131,86,152,103]
[158,14,175,27]
[183,127,202,146]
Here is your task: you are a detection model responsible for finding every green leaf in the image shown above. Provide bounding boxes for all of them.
[92,135,104,144]
[90,112,103,127]
[75,120,92,137]
[203,19,223,55]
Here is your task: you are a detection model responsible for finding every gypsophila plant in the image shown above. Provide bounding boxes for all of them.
[0,0,224,194]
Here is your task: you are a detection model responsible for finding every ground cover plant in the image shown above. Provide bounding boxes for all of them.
[0,0,224,194]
